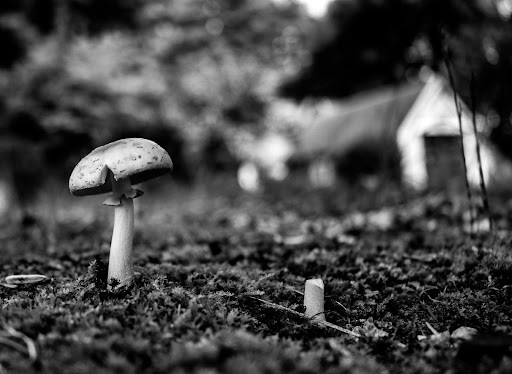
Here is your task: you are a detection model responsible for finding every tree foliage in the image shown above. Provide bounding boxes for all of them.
[0,0,314,179]
[279,0,497,100]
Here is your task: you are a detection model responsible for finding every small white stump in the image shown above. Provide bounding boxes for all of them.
[304,278,326,321]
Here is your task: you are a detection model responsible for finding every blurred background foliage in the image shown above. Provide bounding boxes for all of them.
[1,0,512,182]
[0,0,313,182]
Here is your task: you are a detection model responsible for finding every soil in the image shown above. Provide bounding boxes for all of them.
[1,175,512,373]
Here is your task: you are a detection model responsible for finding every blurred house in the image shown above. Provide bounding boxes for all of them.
[292,72,512,190]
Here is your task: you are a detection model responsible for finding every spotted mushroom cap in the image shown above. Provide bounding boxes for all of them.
[69,138,173,196]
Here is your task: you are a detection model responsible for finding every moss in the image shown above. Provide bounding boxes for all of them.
[1,179,512,372]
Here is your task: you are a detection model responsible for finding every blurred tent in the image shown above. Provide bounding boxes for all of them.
[294,71,512,190]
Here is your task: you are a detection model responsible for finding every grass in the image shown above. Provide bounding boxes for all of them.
[1,174,512,373]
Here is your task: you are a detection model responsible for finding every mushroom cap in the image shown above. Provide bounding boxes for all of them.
[69,138,173,196]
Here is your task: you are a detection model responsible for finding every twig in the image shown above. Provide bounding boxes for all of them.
[443,39,475,234]
[425,321,440,335]
[250,296,361,338]
[333,300,348,312]
[469,73,493,232]
[257,273,277,282]
[286,287,304,296]
[2,326,37,362]
[0,335,29,355]
[251,296,307,317]
[320,320,361,336]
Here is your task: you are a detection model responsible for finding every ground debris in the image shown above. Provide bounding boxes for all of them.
[1,180,512,373]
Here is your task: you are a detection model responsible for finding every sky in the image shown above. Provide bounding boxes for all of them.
[272,0,334,18]
[299,0,333,18]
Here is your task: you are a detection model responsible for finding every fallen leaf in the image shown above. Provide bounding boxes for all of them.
[451,326,478,340]
[5,274,50,286]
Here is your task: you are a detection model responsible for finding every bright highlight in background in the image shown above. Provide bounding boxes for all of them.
[273,0,333,18]
[300,0,333,18]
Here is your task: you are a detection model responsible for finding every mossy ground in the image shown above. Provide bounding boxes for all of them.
[1,175,512,373]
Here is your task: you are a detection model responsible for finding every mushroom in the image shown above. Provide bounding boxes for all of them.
[69,138,173,288]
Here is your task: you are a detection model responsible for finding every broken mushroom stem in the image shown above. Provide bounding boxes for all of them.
[304,278,326,321]
[104,174,141,288]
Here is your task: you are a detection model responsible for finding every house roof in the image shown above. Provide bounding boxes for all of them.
[298,79,424,156]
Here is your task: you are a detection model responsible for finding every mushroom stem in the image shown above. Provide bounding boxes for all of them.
[108,196,134,288]
[304,278,326,321]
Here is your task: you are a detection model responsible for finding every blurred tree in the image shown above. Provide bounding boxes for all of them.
[0,0,145,72]
[279,0,512,159]
[136,0,313,169]
[448,20,512,160]
[3,109,47,142]
[0,0,314,182]
[0,0,317,223]
[0,18,31,69]
[139,0,312,130]
[279,0,492,99]
[69,0,141,34]
[199,129,239,172]
[1,0,143,36]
